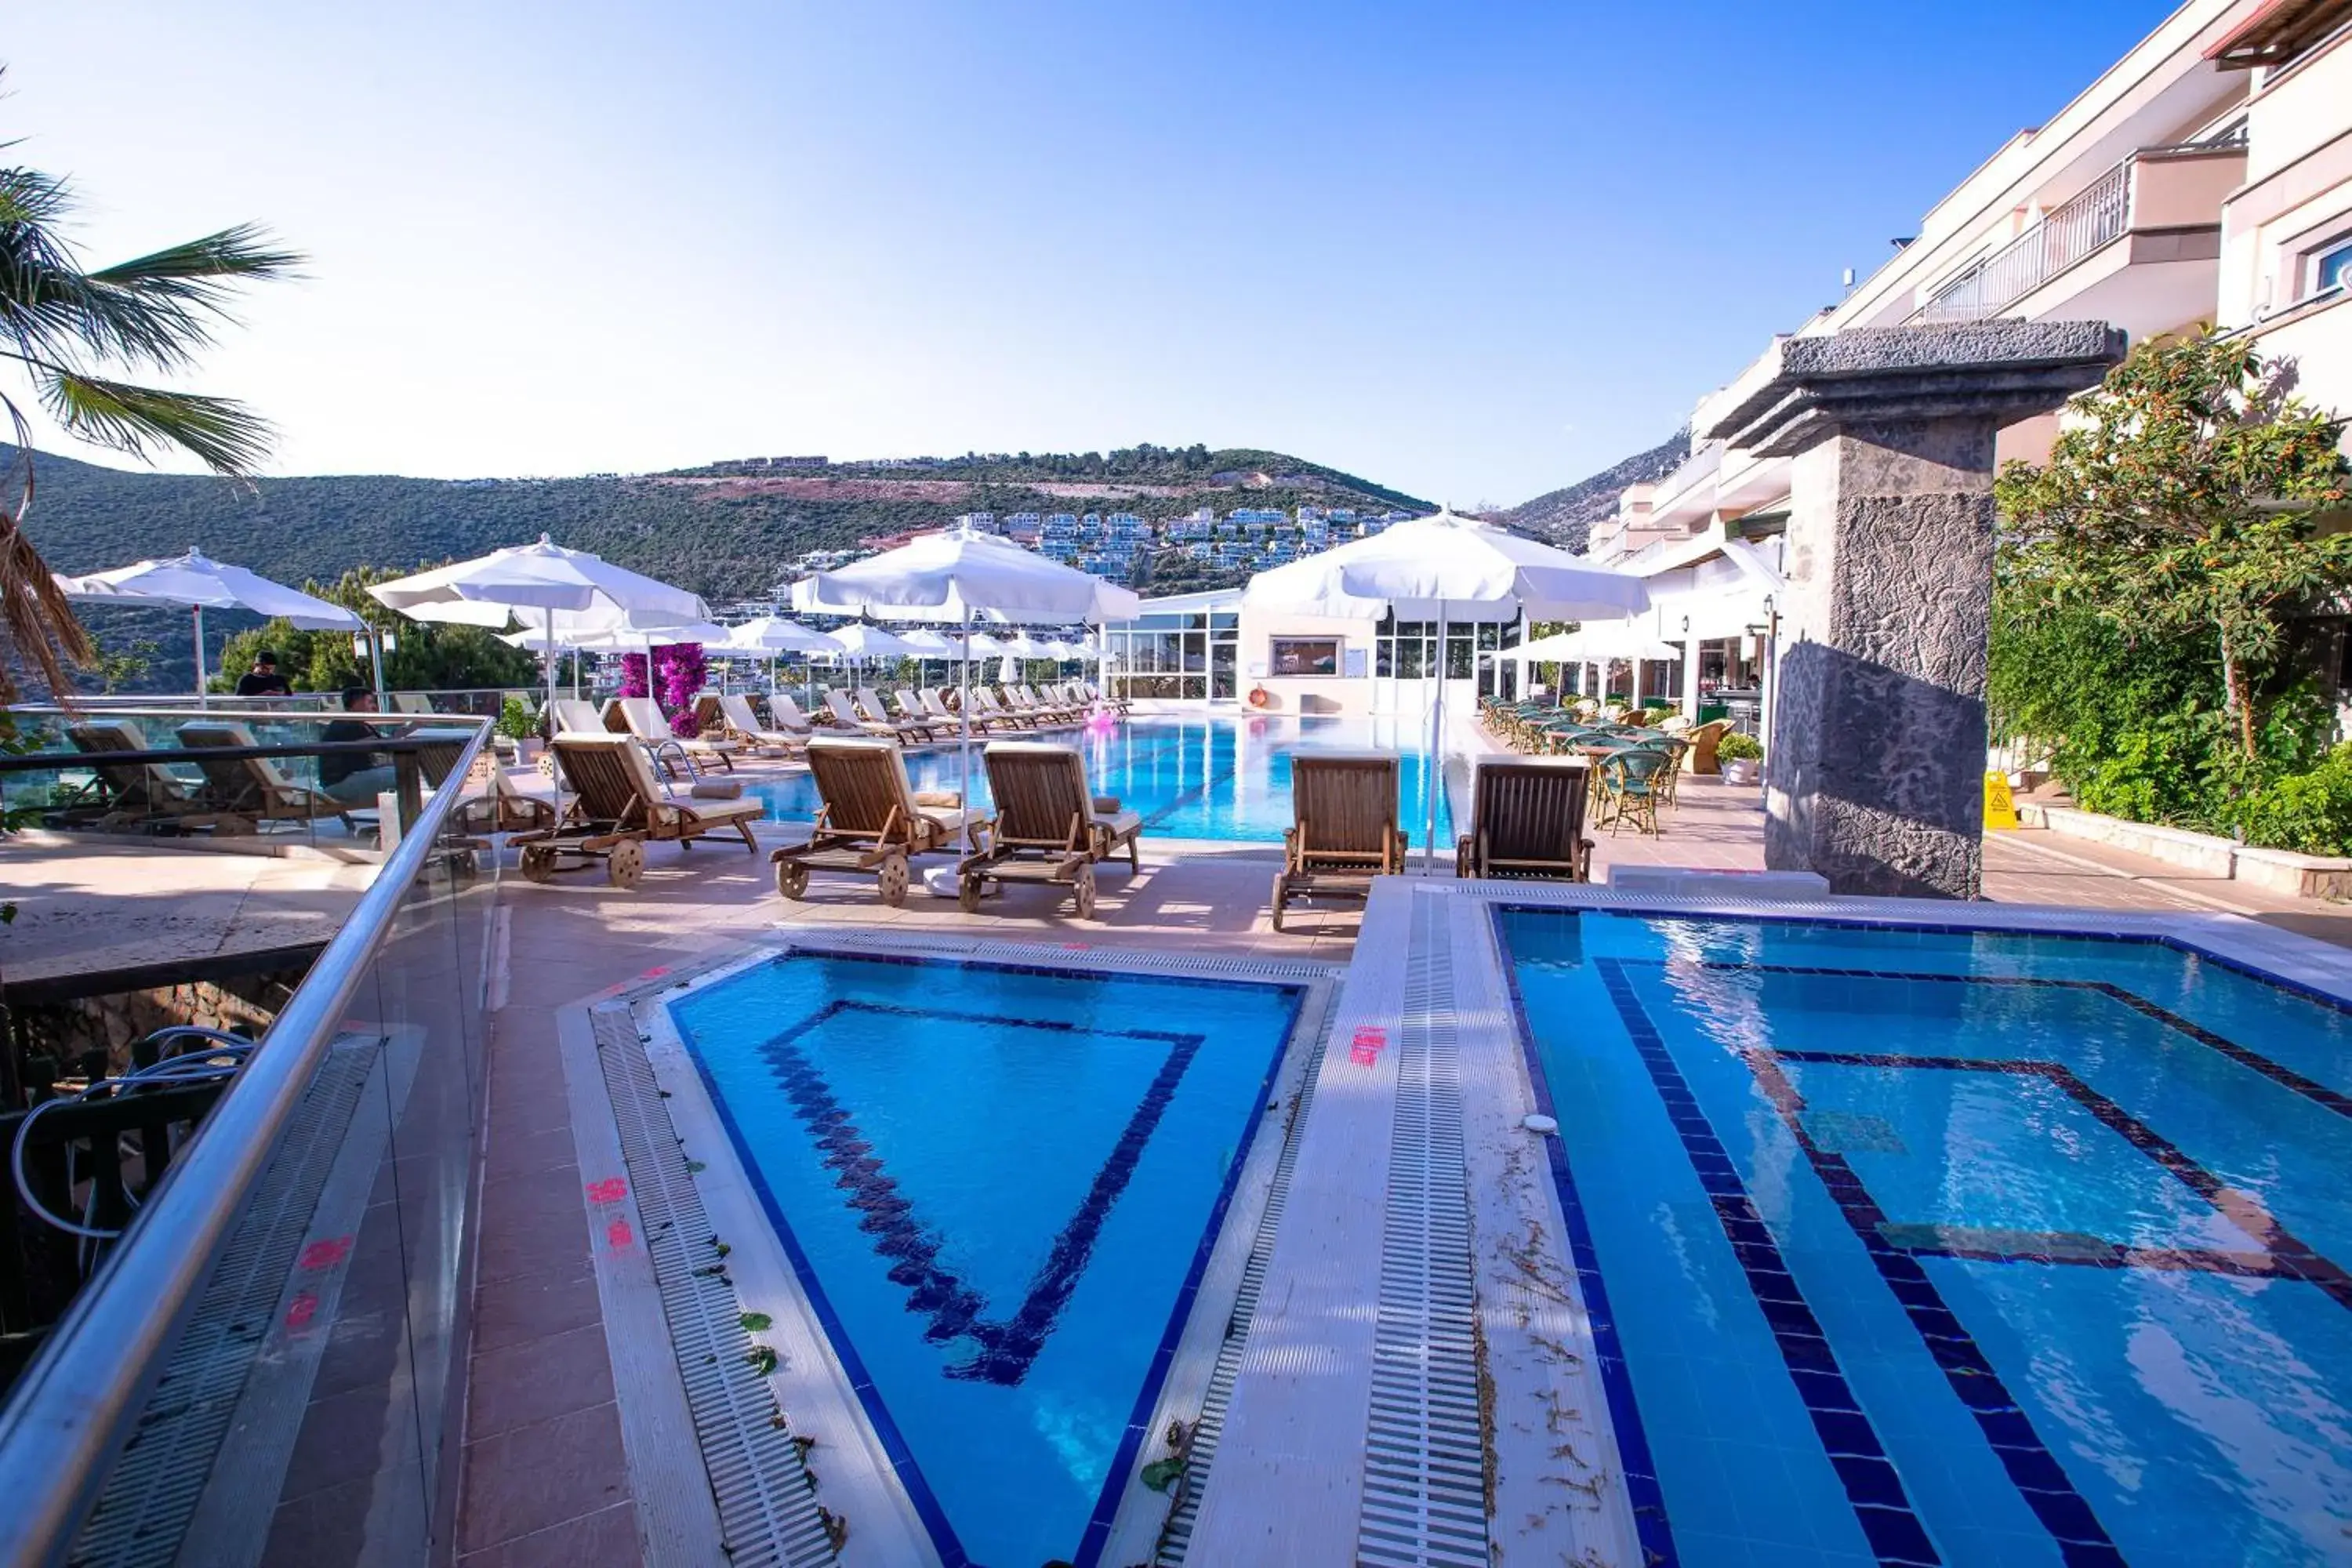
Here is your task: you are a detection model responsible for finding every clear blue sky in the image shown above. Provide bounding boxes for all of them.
[7,1,2171,507]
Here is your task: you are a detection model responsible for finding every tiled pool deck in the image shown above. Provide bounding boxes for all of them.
[431,748,2352,1566]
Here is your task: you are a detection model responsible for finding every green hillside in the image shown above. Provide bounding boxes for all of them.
[11,442,1428,597]
[11,441,1430,691]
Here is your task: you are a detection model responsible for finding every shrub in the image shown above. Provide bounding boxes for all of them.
[2234,746,2352,855]
[1716,731,1762,761]
[496,695,536,742]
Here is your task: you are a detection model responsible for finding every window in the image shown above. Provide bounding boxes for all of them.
[1270,637,1341,677]
[2312,234,2352,299]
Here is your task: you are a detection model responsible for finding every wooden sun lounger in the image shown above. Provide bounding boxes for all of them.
[455,760,560,835]
[823,688,925,745]
[713,691,808,755]
[770,737,980,907]
[956,742,1142,917]
[1270,752,1406,931]
[857,688,944,742]
[57,720,218,829]
[619,695,739,776]
[176,721,356,833]
[1455,758,1593,881]
[766,693,817,735]
[513,733,764,888]
[547,699,608,736]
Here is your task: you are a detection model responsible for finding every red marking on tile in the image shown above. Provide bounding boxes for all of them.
[605,1218,635,1250]
[1348,1025,1388,1067]
[585,1177,629,1204]
[297,1236,354,1270]
[284,1291,319,1330]
[641,966,673,978]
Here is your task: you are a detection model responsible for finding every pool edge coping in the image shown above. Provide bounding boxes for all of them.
[586,931,1345,1568]
[1441,877,2352,1566]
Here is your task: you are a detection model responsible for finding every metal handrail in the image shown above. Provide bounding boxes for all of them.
[1909,157,2132,325]
[0,712,492,1565]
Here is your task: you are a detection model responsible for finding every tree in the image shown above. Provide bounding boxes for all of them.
[211,564,541,694]
[1994,329,2349,759]
[0,80,300,701]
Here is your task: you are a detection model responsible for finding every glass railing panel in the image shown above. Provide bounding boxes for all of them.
[0,718,494,1567]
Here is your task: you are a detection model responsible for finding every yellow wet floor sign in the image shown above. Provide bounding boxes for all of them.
[1984,771,2019,831]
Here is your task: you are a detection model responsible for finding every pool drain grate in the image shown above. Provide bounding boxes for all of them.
[1147,987,1334,1565]
[590,1004,840,1568]
[1356,893,1490,1567]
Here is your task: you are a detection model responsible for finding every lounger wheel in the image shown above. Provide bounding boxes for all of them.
[607,839,646,890]
[521,845,557,884]
[775,859,810,900]
[1072,862,1098,920]
[1269,873,1287,932]
[876,850,909,908]
[958,874,982,913]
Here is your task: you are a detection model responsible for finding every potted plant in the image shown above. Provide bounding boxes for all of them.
[497,695,542,763]
[1716,730,1763,786]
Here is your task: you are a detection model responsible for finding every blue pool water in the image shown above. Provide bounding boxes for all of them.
[731,713,1456,844]
[670,952,1305,1567]
[1497,909,2352,1568]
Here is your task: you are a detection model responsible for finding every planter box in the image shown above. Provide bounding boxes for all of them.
[2232,845,2352,899]
[2013,803,2352,901]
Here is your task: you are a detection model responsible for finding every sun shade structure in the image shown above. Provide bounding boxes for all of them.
[818,623,924,660]
[56,548,365,706]
[720,616,842,655]
[790,526,1145,815]
[500,617,729,652]
[790,524,1142,625]
[1499,627,1685,664]
[369,535,710,713]
[1245,508,1650,865]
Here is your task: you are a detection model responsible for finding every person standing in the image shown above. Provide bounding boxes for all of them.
[234,650,293,698]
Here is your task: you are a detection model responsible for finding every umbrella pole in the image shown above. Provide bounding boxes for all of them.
[193,604,208,709]
[1425,603,1446,873]
[958,611,973,829]
[368,627,388,711]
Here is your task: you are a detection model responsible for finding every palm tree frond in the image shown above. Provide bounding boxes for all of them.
[85,223,304,289]
[0,392,91,705]
[41,371,274,476]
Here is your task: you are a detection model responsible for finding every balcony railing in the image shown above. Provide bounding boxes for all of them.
[1909,158,2132,325]
[1906,135,2245,327]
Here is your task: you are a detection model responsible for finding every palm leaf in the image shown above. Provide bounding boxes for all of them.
[39,371,275,475]
[0,394,91,705]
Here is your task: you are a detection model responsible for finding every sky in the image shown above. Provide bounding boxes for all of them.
[6,1,2173,509]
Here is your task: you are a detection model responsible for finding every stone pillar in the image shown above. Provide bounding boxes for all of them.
[1700,322,2125,898]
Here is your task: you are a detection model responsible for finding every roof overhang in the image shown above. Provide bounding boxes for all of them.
[2206,0,2352,68]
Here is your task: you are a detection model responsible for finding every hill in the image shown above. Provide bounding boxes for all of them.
[1494,431,1690,550]
[9,441,1429,691]
[9,442,1428,599]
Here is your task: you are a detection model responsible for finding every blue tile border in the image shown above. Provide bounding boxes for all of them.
[670,948,1308,1568]
[1490,925,1681,1567]
[755,1000,1209,1383]
[1767,1048,2352,1308]
[1592,958,1946,1568]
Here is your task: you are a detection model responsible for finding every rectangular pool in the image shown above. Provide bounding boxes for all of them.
[732,713,1455,844]
[670,950,1307,1567]
[1496,908,2352,1567]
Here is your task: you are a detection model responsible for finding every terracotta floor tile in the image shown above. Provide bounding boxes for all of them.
[472,1263,604,1354]
[459,1402,630,1554]
[465,1324,618,1441]
[455,1501,641,1568]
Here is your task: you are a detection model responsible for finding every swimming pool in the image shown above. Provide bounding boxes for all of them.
[1497,908,2352,1567]
[669,949,1307,1567]
[732,713,1456,844]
